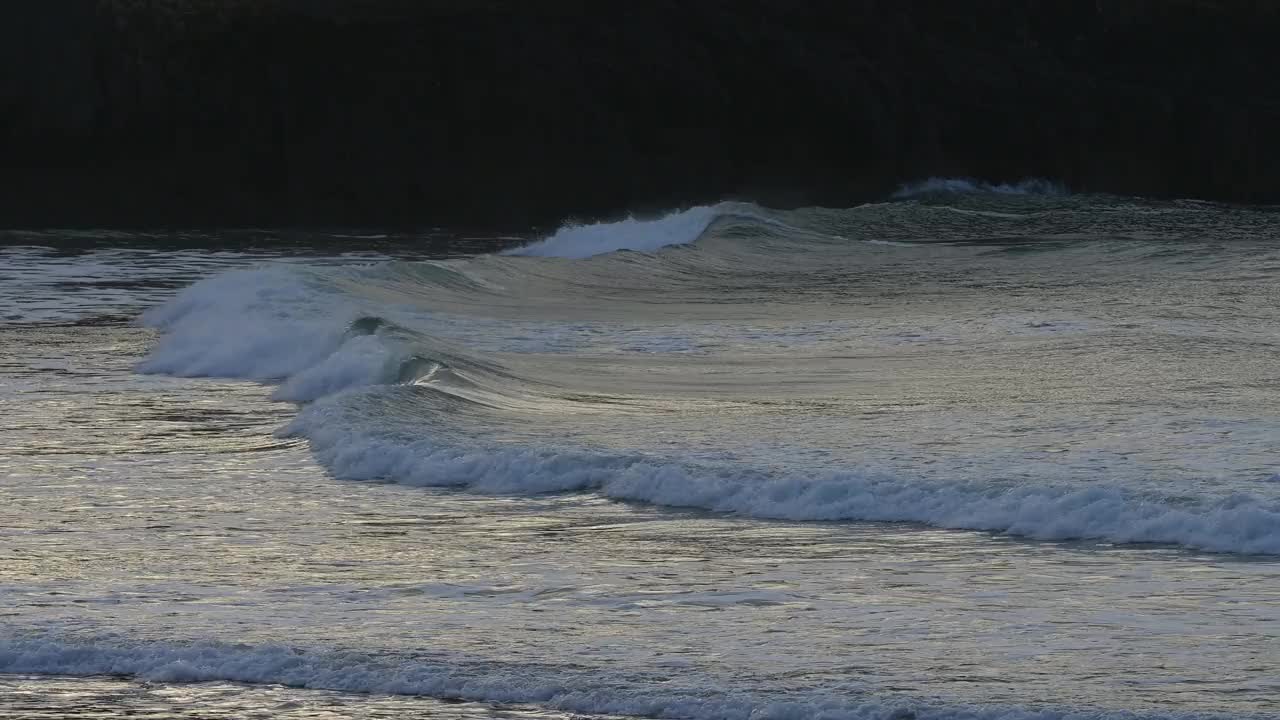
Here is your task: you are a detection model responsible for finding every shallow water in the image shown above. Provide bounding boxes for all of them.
[2,191,1279,719]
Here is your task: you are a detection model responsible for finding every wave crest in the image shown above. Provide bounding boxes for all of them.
[503,202,760,259]
[286,405,1280,556]
[892,177,1066,199]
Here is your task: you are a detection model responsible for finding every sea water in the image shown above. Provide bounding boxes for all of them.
[2,186,1278,718]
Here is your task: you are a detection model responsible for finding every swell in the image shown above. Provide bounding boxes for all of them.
[0,635,1249,720]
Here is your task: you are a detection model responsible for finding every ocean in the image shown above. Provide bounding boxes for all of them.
[2,183,1278,719]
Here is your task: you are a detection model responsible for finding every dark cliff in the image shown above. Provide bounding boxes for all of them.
[3,1,1279,229]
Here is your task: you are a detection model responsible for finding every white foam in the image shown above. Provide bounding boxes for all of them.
[136,265,419,404]
[892,177,1066,199]
[286,405,1280,556]
[0,636,1239,720]
[272,334,404,403]
[503,204,732,259]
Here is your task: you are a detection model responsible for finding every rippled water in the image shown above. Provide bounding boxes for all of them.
[0,674,581,719]
[2,192,1279,719]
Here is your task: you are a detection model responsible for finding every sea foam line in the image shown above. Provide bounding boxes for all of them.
[0,635,1246,720]
[287,400,1280,556]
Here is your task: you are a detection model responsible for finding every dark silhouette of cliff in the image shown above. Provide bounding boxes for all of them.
[3,1,1279,229]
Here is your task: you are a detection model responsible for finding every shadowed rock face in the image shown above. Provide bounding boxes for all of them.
[2,1,1278,229]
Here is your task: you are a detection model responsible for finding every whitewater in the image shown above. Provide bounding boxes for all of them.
[2,185,1278,718]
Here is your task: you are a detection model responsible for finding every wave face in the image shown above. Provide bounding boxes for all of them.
[139,189,1280,555]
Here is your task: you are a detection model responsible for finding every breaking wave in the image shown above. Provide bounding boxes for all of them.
[134,192,1280,557]
[504,203,731,258]
[285,399,1280,555]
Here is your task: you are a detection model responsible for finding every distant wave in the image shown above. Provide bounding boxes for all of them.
[0,635,1248,720]
[504,203,731,258]
[505,178,1068,260]
[892,177,1066,199]
[501,178,1072,261]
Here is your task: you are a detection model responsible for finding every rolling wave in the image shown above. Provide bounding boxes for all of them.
[0,635,1250,720]
[503,203,732,258]
[135,190,1280,556]
[286,398,1280,555]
